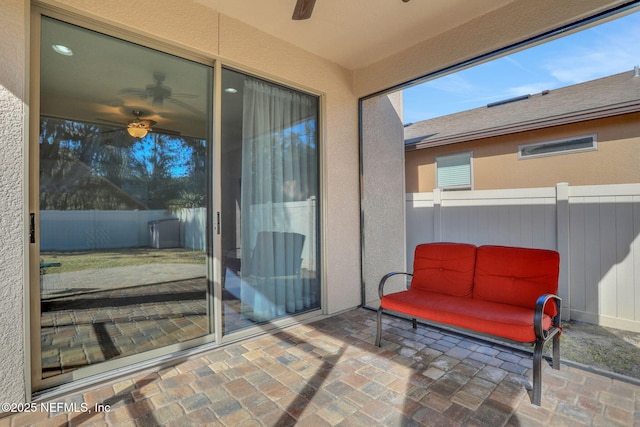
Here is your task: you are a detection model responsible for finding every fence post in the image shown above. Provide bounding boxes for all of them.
[556,182,570,321]
[433,188,442,242]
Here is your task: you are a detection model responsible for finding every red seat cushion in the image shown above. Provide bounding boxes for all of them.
[411,243,476,297]
[473,245,560,316]
[381,289,552,343]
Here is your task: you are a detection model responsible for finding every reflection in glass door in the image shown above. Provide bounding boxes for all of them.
[220,68,321,333]
[37,17,213,382]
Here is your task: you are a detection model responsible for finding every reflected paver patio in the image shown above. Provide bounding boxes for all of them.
[41,270,254,378]
[2,308,639,426]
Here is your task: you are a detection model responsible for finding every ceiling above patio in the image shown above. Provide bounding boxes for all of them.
[197,0,515,70]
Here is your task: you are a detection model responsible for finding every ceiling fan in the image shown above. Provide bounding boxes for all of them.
[119,72,199,114]
[125,110,155,138]
[99,110,180,139]
[292,0,410,20]
[292,0,316,20]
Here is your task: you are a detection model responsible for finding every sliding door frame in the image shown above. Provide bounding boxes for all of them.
[28,3,326,397]
[29,4,218,394]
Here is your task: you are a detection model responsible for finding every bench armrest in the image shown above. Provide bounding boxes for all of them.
[378,272,413,299]
[534,294,562,340]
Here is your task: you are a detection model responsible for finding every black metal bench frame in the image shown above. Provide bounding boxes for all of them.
[375,271,562,406]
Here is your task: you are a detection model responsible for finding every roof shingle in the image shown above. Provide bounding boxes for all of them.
[405,69,640,149]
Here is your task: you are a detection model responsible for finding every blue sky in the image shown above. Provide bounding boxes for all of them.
[402,10,640,124]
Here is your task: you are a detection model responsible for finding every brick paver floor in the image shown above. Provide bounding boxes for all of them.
[3,308,639,426]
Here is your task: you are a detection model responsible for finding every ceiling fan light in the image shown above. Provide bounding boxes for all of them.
[127,126,148,138]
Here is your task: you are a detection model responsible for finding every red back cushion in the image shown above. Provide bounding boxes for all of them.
[411,243,477,297]
[473,245,559,315]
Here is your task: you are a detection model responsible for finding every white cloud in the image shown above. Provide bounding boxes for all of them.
[424,74,477,95]
[502,56,540,77]
[546,49,636,84]
[543,18,640,84]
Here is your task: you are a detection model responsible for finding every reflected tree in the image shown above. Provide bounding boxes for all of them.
[40,117,207,211]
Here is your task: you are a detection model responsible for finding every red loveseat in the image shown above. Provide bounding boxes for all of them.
[375,242,562,406]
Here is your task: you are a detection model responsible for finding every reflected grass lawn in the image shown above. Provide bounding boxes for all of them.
[41,247,206,274]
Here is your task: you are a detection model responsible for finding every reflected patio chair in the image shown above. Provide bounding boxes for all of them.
[222,247,242,291]
[240,231,306,322]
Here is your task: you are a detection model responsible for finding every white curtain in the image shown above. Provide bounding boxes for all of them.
[239,77,318,321]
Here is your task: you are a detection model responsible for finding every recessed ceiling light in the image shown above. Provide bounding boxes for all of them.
[224,87,238,94]
[52,44,73,56]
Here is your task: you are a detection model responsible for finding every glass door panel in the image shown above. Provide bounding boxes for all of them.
[220,68,321,334]
[38,17,213,380]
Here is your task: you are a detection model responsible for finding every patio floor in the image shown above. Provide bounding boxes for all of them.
[2,308,639,426]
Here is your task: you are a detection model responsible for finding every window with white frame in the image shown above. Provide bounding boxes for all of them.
[436,152,472,190]
[519,134,597,159]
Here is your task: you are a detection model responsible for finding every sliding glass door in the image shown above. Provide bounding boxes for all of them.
[33,14,321,392]
[220,68,321,333]
[36,16,213,388]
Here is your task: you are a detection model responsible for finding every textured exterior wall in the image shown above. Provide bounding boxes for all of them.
[405,112,640,192]
[0,0,27,404]
[361,93,406,306]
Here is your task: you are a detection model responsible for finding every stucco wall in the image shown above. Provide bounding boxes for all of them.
[361,93,405,307]
[405,112,640,192]
[0,0,28,405]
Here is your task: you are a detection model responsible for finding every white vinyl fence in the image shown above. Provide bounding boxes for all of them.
[248,197,318,271]
[406,183,640,332]
[40,208,207,251]
[40,198,318,268]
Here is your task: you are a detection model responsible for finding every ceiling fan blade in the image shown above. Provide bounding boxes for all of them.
[139,119,157,127]
[292,0,315,20]
[96,117,126,126]
[118,88,148,98]
[100,128,123,134]
[153,127,181,136]
[99,125,180,137]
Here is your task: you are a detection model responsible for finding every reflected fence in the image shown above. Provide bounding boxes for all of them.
[40,198,318,270]
[40,208,207,251]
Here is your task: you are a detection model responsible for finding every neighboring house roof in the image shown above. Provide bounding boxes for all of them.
[405,68,640,149]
